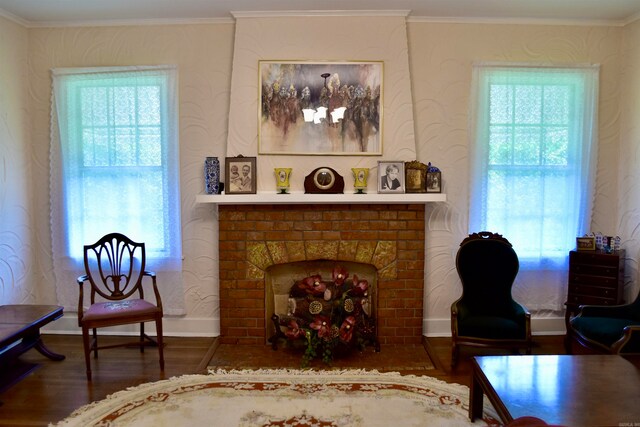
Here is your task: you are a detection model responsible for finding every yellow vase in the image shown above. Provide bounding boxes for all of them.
[274,168,292,193]
[351,168,369,193]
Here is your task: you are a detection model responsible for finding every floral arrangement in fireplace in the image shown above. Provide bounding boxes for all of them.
[275,265,377,366]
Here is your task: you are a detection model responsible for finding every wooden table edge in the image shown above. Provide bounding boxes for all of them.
[470,356,513,424]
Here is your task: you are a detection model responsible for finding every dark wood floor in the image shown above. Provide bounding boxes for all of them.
[0,333,597,426]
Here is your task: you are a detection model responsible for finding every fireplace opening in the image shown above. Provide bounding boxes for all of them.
[265,259,377,344]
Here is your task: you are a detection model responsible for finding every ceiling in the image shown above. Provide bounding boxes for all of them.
[0,0,639,27]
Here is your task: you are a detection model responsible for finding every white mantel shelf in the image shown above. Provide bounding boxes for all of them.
[196,192,447,205]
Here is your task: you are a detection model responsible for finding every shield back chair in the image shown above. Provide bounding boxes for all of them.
[568,292,640,354]
[451,231,532,367]
[77,232,164,380]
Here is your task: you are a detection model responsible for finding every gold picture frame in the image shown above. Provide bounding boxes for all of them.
[576,237,596,251]
[404,161,427,193]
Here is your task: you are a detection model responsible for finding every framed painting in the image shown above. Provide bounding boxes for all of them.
[259,60,383,156]
[225,156,257,195]
[378,161,405,193]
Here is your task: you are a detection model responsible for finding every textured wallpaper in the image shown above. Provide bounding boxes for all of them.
[619,19,640,303]
[0,16,33,304]
[27,24,235,333]
[1,16,633,336]
[407,22,624,334]
[227,16,418,190]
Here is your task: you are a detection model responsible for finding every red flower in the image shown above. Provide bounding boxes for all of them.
[339,316,356,343]
[301,275,326,296]
[310,315,331,338]
[284,319,304,339]
[332,266,348,285]
[350,275,369,296]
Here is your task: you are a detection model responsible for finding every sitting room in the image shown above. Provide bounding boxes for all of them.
[1,0,640,425]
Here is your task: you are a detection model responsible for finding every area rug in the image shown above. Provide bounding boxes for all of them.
[53,369,500,426]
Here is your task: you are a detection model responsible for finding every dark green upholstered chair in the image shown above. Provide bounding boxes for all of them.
[568,293,640,354]
[451,232,532,367]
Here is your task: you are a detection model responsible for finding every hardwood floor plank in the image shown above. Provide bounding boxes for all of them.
[0,333,613,426]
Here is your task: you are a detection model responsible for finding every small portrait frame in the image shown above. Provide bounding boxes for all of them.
[426,171,442,193]
[225,156,257,194]
[378,161,405,193]
[404,161,427,193]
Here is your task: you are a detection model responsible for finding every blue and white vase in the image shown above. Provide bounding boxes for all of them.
[204,157,220,194]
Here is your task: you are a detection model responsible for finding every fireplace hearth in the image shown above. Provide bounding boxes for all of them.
[218,203,426,346]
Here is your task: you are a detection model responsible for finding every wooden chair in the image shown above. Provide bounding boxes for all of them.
[568,292,640,354]
[451,232,532,367]
[77,233,164,380]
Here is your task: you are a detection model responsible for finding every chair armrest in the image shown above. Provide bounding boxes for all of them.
[611,325,640,353]
[577,303,637,319]
[142,270,163,311]
[76,274,89,325]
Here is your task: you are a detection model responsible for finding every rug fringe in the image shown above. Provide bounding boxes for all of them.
[206,367,466,388]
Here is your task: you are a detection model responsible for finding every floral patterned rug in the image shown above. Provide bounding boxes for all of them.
[53,369,500,426]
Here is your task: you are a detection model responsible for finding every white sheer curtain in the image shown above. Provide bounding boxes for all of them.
[468,63,599,311]
[50,65,185,315]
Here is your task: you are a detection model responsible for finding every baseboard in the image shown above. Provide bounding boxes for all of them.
[41,313,221,337]
[43,313,565,338]
[423,316,567,337]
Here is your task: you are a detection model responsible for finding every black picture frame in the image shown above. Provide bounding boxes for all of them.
[426,171,441,193]
[225,156,257,194]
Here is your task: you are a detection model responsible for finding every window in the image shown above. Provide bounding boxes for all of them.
[469,64,599,310]
[50,66,184,314]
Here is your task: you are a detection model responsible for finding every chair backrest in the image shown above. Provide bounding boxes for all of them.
[455,232,519,314]
[83,233,146,303]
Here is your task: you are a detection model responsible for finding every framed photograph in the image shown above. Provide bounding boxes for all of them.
[225,156,257,194]
[378,161,405,193]
[404,161,427,193]
[426,171,442,193]
[259,60,383,156]
[576,237,596,251]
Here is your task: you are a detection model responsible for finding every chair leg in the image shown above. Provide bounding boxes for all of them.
[140,322,145,353]
[82,327,92,381]
[156,317,164,370]
[92,328,98,358]
[451,342,459,368]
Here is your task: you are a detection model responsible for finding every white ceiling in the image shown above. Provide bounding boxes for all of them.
[0,0,639,27]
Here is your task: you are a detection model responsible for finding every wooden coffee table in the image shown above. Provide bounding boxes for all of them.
[470,355,640,425]
[0,305,65,392]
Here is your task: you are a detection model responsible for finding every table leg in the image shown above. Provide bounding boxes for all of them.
[34,338,65,361]
[469,369,484,421]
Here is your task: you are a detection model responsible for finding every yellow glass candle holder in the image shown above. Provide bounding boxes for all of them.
[274,168,292,194]
[352,168,369,194]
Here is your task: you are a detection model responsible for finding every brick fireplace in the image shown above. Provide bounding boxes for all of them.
[218,203,426,346]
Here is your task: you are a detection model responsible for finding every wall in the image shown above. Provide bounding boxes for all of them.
[226,15,418,189]
[27,24,235,334]
[0,16,33,304]
[16,17,631,336]
[619,19,640,302]
[407,22,623,334]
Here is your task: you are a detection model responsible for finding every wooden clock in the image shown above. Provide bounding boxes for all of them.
[304,167,344,194]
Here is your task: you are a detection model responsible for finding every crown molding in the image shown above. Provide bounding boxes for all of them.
[231,10,411,19]
[407,15,627,27]
[0,7,29,27]
[624,11,640,25]
[24,16,234,29]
